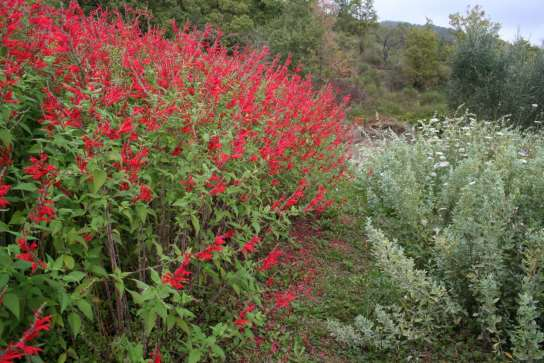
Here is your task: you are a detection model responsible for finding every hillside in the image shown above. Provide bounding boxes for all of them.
[380,20,456,42]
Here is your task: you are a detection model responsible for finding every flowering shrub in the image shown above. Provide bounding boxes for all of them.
[332,116,544,360]
[0,1,351,361]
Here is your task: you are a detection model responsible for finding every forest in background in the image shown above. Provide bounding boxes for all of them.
[70,0,544,126]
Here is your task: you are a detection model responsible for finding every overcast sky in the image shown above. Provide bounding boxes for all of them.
[374,0,544,45]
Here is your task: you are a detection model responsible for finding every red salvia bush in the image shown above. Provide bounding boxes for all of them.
[0,1,351,361]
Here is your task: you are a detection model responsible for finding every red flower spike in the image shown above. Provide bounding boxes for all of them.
[259,248,282,271]
[273,290,296,309]
[133,184,153,203]
[149,347,161,363]
[29,199,56,224]
[206,173,227,196]
[0,183,11,208]
[234,303,256,329]
[162,253,191,290]
[15,237,47,273]
[23,153,56,181]
[0,308,51,363]
[241,235,261,254]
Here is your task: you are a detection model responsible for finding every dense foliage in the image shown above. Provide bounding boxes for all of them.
[330,116,544,360]
[0,1,351,361]
[449,7,544,128]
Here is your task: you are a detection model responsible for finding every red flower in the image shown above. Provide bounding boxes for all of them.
[15,237,46,273]
[195,244,223,261]
[118,117,133,134]
[149,347,161,363]
[241,235,261,254]
[259,248,282,271]
[206,173,227,196]
[304,185,326,212]
[133,184,153,203]
[104,86,126,106]
[24,153,56,181]
[180,175,195,192]
[81,136,102,156]
[29,199,56,224]
[207,135,221,152]
[218,230,233,240]
[214,234,226,246]
[0,309,51,363]
[75,155,88,173]
[273,290,296,309]
[195,234,226,261]
[0,183,11,208]
[283,178,307,209]
[162,253,191,290]
[234,303,256,329]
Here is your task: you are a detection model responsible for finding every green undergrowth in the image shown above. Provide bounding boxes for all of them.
[275,183,498,362]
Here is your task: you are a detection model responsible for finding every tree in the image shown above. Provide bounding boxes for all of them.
[448,5,544,127]
[373,24,407,66]
[403,25,441,89]
[448,6,507,120]
[449,5,501,38]
[334,0,377,54]
[70,0,284,46]
[264,0,324,72]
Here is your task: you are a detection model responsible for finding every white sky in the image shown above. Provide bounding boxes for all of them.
[374,0,544,45]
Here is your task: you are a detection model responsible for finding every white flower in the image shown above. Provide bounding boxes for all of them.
[434,161,450,169]
[532,104,538,108]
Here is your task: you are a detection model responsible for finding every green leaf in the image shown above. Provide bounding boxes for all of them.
[211,345,225,360]
[143,309,156,336]
[63,255,75,270]
[60,292,71,313]
[76,299,93,320]
[12,183,37,192]
[0,221,9,233]
[68,313,81,337]
[188,350,202,363]
[50,220,63,235]
[91,170,107,193]
[0,129,13,146]
[0,274,8,290]
[135,204,148,223]
[9,211,26,225]
[173,199,187,207]
[191,215,200,236]
[57,353,67,363]
[3,293,20,320]
[150,269,161,285]
[64,271,86,283]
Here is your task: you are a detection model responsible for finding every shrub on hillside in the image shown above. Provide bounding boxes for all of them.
[449,13,544,128]
[330,116,544,360]
[0,1,351,361]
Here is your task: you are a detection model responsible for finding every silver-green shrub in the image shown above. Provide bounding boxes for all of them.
[328,223,461,351]
[335,115,544,358]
